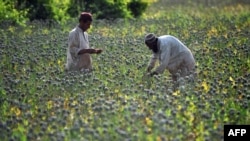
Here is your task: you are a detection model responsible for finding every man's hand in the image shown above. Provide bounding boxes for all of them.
[149,71,158,77]
[95,49,102,54]
[142,72,150,81]
[78,49,100,54]
[143,71,158,78]
[147,66,153,72]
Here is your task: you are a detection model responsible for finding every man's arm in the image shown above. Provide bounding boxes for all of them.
[147,53,159,72]
[69,31,102,56]
[69,32,81,58]
[151,46,171,75]
[78,48,102,55]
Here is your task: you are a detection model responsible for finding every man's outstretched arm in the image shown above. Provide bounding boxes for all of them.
[78,48,102,55]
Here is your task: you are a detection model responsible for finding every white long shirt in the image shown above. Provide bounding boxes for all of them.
[65,26,92,71]
[148,35,194,74]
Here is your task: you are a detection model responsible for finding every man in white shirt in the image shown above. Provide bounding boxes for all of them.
[145,33,195,81]
[65,12,102,72]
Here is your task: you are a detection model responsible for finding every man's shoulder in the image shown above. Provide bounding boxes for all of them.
[159,35,174,39]
[84,32,88,36]
[69,27,80,37]
[69,27,78,33]
[159,35,179,43]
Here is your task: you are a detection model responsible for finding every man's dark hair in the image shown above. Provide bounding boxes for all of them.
[79,12,93,23]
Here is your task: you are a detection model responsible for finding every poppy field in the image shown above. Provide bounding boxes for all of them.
[0,1,249,141]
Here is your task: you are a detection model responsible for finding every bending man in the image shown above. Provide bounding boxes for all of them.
[144,33,195,81]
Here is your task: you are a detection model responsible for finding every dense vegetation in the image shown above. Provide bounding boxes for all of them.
[0,0,249,141]
[0,0,149,25]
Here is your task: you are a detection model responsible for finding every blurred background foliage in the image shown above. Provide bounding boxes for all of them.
[0,0,150,26]
[0,0,249,26]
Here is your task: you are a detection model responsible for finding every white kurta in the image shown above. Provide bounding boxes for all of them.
[65,26,92,71]
[148,35,195,76]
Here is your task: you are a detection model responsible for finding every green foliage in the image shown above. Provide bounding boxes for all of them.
[0,0,249,26]
[67,0,85,17]
[0,0,28,26]
[25,0,53,20]
[68,0,150,19]
[49,0,71,24]
[0,0,149,26]
[0,0,70,25]
[128,0,148,17]
[20,0,70,23]
[97,0,131,19]
[162,0,250,6]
